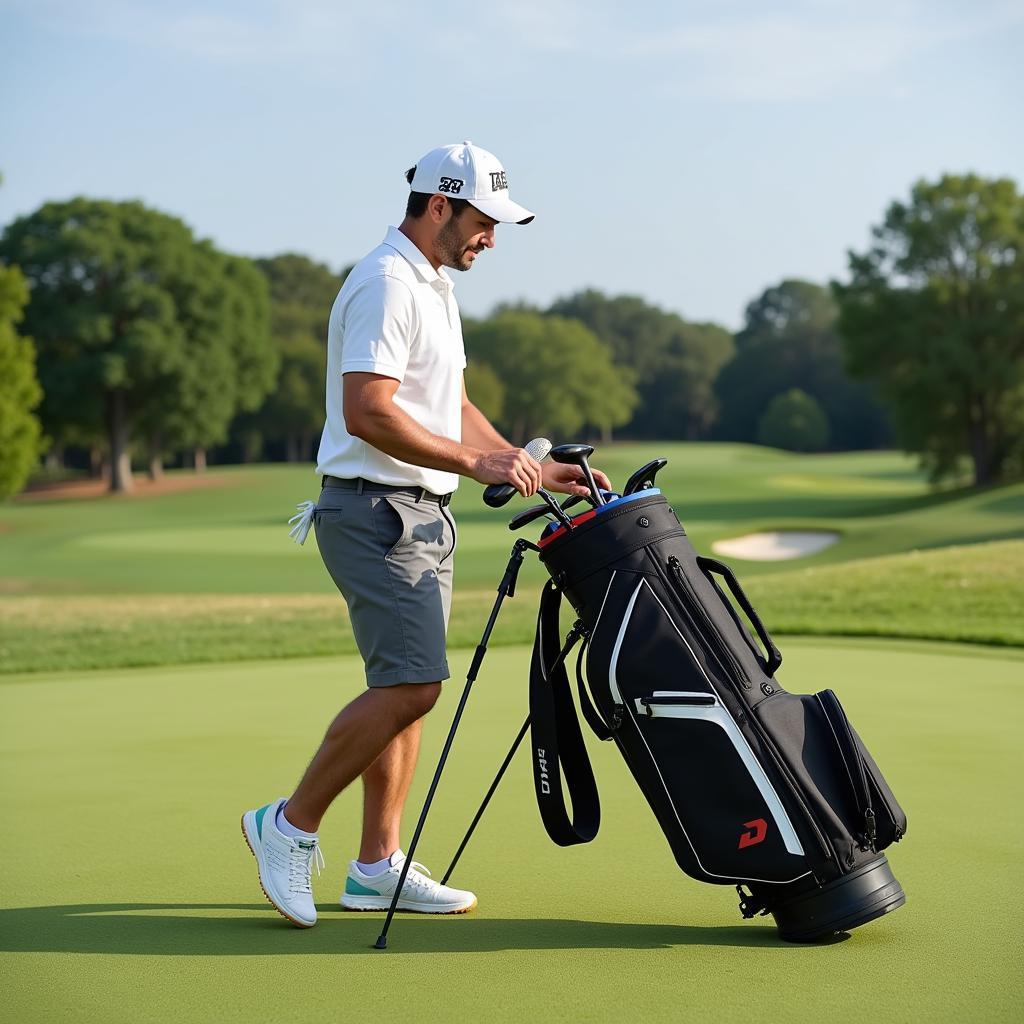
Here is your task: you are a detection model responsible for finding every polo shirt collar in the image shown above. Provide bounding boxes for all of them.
[383,226,455,290]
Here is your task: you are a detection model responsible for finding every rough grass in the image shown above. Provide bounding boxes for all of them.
[2,540,1021,674]
[744,539,1024,647]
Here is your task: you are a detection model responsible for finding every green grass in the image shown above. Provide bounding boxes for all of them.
[3,446,1022,598]
[2,640,1022,1022]
[1,540,1022,674]
[2,445,1021,674]
[744,539,1024,647]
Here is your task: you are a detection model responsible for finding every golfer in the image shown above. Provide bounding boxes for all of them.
[242,141,609,927]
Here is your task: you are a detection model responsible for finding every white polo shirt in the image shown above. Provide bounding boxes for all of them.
[315,226,467,494]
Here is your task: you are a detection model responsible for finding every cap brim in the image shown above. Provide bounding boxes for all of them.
[469,195,535,225]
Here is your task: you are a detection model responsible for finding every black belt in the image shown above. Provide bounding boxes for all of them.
[321,475,453,507]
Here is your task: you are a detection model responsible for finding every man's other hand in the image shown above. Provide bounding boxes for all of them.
[542,462,612,499]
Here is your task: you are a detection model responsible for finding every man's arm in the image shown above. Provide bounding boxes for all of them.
[459,378,613,498]
[344,372,542,496]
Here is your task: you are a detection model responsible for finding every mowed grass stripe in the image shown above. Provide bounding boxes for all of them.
[3,540,1022,674]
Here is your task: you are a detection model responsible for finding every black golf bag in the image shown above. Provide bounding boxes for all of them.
[528,489,907,941]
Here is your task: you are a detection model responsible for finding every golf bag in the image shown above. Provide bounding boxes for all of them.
[528,489,907,941]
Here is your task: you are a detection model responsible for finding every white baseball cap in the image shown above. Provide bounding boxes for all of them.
[409,141,535,225]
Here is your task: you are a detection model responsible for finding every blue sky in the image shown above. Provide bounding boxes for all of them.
[2,0,1022,328]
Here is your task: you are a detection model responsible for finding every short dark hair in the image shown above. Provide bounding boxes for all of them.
[404,165,470,219]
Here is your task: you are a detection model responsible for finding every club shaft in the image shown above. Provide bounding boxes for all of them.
[579,461,605,505]
[538,488,573,528]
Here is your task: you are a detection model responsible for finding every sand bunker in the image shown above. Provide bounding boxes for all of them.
[711,531,839,561]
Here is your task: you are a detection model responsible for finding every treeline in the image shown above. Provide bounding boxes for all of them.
[462,281,889,454]
[1,173,1022,497]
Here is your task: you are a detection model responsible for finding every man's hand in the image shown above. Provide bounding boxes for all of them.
[471,449,544,497]
[542,462,612,499]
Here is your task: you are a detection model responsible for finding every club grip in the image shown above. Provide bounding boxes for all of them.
[483,482,520,508]
[481,437,552,507]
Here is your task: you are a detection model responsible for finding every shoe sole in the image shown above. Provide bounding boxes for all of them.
[340,894,477,915]
[240,813,315,929]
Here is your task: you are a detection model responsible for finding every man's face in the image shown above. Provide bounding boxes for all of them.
[434,205,498,272]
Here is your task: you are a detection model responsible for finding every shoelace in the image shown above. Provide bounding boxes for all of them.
[288,501,316,545]
[398,861,443,895]
[289,841,325,894]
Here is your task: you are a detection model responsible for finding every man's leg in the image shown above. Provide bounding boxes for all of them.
[358,717,424,863]
[282,682,440,834]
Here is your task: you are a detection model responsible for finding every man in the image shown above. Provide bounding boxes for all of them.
[242,141,609,927]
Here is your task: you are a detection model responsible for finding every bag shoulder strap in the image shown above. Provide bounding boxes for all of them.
[529,581,601,846]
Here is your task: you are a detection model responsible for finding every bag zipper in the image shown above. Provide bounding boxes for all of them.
[862,747,905,842]
[659,555,835,866]
[817,691,877,850]
[637,693,717,712]
[667,556,751,690]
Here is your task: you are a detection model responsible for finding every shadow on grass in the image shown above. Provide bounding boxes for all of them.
[0,903,846,955]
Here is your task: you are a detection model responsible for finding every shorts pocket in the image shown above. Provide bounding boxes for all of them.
[376,495,409,557]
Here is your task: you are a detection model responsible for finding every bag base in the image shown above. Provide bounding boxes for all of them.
[760,855,906,942]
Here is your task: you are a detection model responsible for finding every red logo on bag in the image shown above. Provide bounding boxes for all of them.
[738,818,768,849]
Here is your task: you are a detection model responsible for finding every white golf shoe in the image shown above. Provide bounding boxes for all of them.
[341,854,477,914]
[241,798,324,928]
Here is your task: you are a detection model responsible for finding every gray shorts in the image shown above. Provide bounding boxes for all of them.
[313,482,456,687]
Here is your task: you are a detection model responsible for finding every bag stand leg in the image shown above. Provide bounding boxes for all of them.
[373,538,534,950]
[441,714,530,885]
[441,623,586,885]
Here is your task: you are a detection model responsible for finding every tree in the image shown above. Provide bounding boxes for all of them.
[0,199,276,491]
[735,279,836,347]
[548,290,732,438]
[716,279,890,450]
[239,255,348,462]
[464,360,505,423]
[464,311,637,442]
[632,321,734,439]
[0,262,44,498]
[834,175,1024,486]
[757,389,829,451]
[154,250,278,472]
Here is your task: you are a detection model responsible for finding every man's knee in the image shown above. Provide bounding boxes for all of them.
[386,681,442,723]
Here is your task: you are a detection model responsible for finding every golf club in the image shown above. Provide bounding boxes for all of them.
[550,443,605,505]
[623,458,668,495]
[537,487,574,529]
[560,493,590,512]
[508,503,555,531]
[482,437,552,508]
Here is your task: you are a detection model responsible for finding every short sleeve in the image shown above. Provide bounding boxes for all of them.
[339,275,416,382]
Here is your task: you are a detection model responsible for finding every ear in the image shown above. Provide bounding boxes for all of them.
[427,194,449,224]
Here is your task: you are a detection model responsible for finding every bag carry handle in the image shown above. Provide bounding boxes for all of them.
[529,581,601,846]
[697,556,783,677]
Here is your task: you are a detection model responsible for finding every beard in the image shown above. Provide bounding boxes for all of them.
[435,217,478,272]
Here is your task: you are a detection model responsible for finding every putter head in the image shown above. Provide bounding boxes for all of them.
[550,443,595,465]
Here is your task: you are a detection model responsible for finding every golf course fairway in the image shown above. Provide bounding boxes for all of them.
[2,639,1021,1023]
